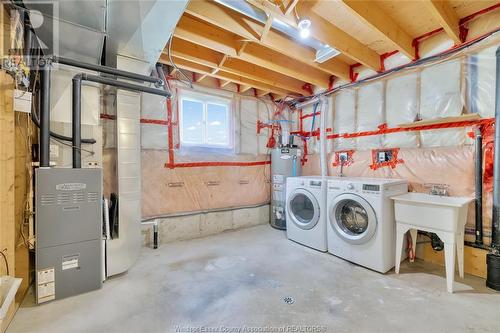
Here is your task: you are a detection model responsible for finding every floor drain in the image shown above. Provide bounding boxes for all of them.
[283,297,295,304]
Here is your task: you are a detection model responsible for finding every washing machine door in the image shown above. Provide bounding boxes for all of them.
[329,193,377,244]
[287,188,320,230]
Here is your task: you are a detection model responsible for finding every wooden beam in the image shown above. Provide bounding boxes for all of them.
[260,13,273,42]
[284,0,300,16]
[424,0,461,44]
[184,1,350,79]
[195,74,208,83]
[160,56,297,97]
[256,89,270,97]
[0,70,16,331]
[220,80,231,88]
[175,14,336,86]
[240,85,253,93]
[239,43,331,87]
[168,37,223,68]
[174,14,237,57]
[167,38,307,94]
[298,2,381,70]
[236,41,249,56]
[222,57,305,94]
[247,0,297,27]
[341,0,414,59]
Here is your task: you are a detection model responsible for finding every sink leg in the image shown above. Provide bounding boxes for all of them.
[395,223,407,274]
[409,229,417,262]
[456,230,465,278]
[443,240,456,293]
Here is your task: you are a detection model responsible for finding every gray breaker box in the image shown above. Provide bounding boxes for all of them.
[35,168,103,303]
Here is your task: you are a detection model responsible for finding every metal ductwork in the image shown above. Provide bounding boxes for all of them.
[24,0,106,64]
[105,0,188,73]
[24,0,188,70]
[214,0,340,62]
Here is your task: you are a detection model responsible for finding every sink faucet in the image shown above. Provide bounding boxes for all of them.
[428,184,449,196]
[338,153,348,177]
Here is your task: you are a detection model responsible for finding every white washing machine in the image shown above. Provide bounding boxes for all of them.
[327,177,408,273]
[286,176,329,251]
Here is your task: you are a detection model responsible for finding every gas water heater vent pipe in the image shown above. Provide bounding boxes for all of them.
[487,46,500,291]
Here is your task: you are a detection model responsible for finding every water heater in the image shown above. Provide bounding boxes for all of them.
[270,145,301,229]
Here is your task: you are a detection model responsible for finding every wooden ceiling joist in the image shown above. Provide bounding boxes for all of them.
[239,85,253,93]
[160,55,294,97]
[260,13,274,42]
[168,37,307,94]
[284,0,300,16]
[256,89,270,98]
[174,15,333,87]
[219,80,231,88]
[424,0,461,44]
[340,0,414,59]
[195,74,208,83]
[297,2,380,70]
[184,1,351,80]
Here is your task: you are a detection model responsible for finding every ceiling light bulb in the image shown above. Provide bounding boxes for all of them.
[299,28,310,39]
[298,17,311,39]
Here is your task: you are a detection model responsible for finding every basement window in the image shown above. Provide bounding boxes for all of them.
[179,93,232,149]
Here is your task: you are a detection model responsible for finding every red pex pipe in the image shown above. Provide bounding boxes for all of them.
[166,95,175,169]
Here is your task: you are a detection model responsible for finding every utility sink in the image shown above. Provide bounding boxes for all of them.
[391,192,473,232]
[392,192,474,292]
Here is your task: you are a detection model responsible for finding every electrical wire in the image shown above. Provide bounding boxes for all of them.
[50,137,95,156]
[0,248,9,275]
[290,28,500,107]
[167,35,193,88]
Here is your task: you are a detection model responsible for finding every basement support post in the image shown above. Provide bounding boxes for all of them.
[487,46,500,290]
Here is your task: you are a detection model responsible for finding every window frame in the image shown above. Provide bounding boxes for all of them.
[179,91,233,150]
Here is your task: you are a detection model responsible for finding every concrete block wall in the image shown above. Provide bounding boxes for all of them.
[141,204,269,247]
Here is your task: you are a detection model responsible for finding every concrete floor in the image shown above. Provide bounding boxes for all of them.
[8,225,500,333]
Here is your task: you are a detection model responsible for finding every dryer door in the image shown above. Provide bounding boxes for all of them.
[287,188,320,230]
[329,193,377,244]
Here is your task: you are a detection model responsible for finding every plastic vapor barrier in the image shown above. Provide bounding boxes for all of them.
[299,31,499,244]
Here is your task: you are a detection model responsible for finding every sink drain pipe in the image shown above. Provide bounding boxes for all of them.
[475,127,483,246]
[487,46,500,290]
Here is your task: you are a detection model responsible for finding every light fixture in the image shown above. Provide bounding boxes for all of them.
[298,17,311,39]
[315,44,341,63]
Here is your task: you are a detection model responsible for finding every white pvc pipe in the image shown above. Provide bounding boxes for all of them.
[319,96,328,178]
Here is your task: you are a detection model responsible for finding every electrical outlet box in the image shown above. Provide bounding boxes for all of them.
[14,90,32,113]
[377,150,393,163]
